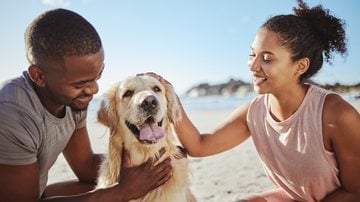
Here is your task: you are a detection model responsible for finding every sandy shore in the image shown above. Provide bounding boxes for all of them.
[48,99,360,201]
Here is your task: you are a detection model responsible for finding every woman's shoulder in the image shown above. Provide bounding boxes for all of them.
[323,93,360,140]
[323,94,358,119]
[321,90,360,156]
[246,94,267,117]
[249,94,266,105]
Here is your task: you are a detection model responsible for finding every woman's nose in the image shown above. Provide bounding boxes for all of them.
[248,57,261,72]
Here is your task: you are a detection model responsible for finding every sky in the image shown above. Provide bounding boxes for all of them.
[1,0,359,95]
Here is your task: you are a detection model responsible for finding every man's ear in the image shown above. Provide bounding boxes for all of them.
[28,65,46,87]
[295,57,310,76]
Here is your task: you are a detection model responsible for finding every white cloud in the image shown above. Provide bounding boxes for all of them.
[41,0,70,7]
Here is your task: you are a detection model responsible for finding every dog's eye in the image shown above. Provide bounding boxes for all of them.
[123,90,134,98]
[153,86,161,93]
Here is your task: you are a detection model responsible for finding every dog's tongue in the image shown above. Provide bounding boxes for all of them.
[139,122,164,142]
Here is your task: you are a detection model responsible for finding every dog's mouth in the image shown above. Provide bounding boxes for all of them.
[125,117,164,144]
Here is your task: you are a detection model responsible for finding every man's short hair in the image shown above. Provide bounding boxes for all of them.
[25,8,102,66]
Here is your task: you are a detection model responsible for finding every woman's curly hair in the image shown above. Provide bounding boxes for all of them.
[261,0,347,81]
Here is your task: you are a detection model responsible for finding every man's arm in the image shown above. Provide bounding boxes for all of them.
[45,125,173,201]
[62,126,102,183]
[43,126,102,197]
[0,162,104,202]
[0,125,172,202]
[0,163,40,202]
[0,163,101,202]
[0,156,172,202]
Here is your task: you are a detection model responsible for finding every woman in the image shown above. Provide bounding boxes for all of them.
[169,0,360,201]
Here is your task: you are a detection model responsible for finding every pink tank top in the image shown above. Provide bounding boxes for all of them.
[247,85,340,201]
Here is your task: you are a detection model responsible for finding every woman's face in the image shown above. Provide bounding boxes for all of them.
[248,28,299,95]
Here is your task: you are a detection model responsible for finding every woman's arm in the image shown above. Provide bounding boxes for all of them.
[322,94,360,201]
[143,71,251,157]
[174,98,251,157]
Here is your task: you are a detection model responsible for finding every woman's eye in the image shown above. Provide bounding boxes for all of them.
[153,86,161,92]
[264,59,271,63]
[263,56,272,63]
[123,90,134,98]
[248,53,256,63]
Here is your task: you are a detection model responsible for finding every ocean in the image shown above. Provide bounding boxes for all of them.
[179,94,256,111]
[87,92,358,120]
[87,94,256,120]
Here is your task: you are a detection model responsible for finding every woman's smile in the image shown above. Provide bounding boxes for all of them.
[253,75,268,86]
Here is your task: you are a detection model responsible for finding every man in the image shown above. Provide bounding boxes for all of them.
[0,8,172,202]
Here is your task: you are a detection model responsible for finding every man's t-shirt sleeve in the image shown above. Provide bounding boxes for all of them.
[0,103,39,165]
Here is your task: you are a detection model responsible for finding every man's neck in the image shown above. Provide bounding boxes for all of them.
[31,81,66,118]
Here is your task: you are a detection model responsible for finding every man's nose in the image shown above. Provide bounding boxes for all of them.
[83,81,98,95]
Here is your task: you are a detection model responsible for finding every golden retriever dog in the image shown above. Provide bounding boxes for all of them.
[96,75,196,202]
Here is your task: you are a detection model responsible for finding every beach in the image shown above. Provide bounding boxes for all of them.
[48,98,360,202]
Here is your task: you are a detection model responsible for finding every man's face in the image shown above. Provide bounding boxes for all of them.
[42,49,105,111]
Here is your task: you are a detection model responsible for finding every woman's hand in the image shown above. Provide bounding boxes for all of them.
[136,72,171,86]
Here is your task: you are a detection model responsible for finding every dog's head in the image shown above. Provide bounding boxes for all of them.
[97,75,181,145]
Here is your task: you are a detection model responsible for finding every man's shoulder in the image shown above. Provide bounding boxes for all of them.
[0,74,44,124]
[0,74,30,102]
[0,73,39,109]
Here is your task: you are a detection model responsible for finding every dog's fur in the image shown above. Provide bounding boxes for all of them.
[96,75,195,202]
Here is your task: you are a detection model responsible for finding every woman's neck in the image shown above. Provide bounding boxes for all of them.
[268,83,309,121]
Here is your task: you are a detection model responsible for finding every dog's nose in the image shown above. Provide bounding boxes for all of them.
[140,95,158,111]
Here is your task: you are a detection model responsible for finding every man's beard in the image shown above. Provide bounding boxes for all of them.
[69,102,89,112]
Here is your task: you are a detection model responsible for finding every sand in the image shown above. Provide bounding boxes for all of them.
[48,99,360,202]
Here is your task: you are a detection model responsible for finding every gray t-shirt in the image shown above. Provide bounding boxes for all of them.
[0,71,87,195]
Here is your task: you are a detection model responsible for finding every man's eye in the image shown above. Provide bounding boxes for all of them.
[74,84,85,89]
[153,86,161,92]
[123,90,134,98]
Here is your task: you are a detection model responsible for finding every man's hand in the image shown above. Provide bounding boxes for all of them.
[117,148,172,200]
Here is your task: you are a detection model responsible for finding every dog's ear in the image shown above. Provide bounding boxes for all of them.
[97,82,120,128]
[164,83,182,124]
[97,100,112,127]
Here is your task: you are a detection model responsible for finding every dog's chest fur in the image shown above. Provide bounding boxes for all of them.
[97,142,192,202]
